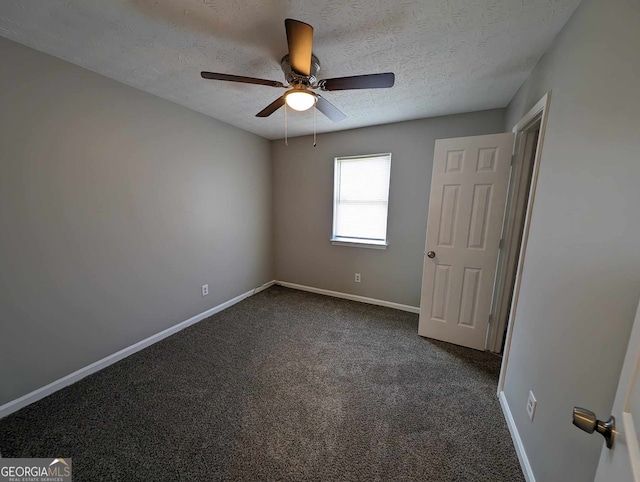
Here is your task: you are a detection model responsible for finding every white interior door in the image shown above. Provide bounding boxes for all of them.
[594,299,640,481]
[418,133,514,350]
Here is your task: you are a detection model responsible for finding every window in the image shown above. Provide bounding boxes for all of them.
[331,153,391,249]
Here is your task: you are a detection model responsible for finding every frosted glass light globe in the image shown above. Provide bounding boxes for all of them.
[285,90,316,111]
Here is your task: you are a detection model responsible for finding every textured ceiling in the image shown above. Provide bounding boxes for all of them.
[0,0,581,139]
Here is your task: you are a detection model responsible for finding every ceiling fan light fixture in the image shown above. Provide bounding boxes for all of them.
[285,90,316,111]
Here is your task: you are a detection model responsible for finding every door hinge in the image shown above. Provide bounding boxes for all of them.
[511,154,516,166]
[499,238,505,249]
[488,314,493,325]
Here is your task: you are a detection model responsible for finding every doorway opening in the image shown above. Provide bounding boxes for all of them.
[416,92,551,358]
[496,92,552,391]
[487,121,541,354]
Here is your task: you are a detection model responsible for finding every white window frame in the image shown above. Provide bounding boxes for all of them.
[330,153,391,250]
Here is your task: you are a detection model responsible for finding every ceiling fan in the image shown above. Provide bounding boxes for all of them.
[200,19,395,122]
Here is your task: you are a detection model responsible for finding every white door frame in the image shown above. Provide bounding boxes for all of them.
[497,92,552,393]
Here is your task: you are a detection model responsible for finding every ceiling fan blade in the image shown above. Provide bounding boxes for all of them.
[256,96,286,117]
[318,72,395,91]
[285,19,313,76]
[201,72,284,88]
[316,95,347,122]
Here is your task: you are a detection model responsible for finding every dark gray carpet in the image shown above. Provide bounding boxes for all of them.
[0,286,523,481]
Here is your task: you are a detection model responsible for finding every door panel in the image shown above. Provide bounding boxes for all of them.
[594,299,640,481]
[418,133,514,350]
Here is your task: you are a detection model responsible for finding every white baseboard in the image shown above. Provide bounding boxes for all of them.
[499,391,536,482]
[275,281,420,314]
[0,280,276,420]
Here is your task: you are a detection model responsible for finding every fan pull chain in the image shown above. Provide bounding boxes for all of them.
[313,103,317,147]
[284,103,288,146]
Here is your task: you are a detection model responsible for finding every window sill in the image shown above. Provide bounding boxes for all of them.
[330,238,388,250]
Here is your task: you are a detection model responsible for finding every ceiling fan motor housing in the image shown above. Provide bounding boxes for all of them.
[281,54,320,87]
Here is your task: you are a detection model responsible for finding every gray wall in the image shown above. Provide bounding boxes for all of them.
[0,38,273,406]
[272,110,505,307]
[502,0,640,480]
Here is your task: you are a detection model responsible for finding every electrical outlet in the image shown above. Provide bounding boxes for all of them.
[355,273,361,283]
[201,284,209,297]
[527,390,537,421]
